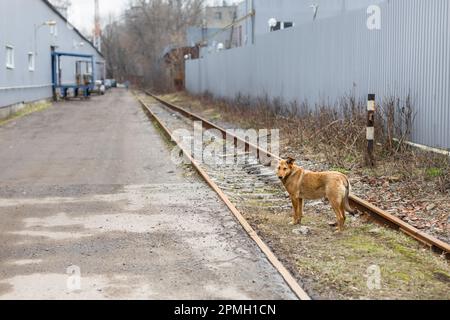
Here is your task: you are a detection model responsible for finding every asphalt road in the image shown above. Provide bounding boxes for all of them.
[0,89,296,300]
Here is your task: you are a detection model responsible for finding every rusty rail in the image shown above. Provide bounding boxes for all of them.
[145,91,450,258]
[137,94,311,300]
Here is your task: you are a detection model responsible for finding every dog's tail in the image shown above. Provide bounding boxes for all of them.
[344,177,355,214]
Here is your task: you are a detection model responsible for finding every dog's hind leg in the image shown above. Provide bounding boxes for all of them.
[340,201,347,224]
[330,198,345,232]
[343,178,355,215]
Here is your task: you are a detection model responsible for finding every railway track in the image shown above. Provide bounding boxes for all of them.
[137,93,311,300]
[136,91,449,299]
[140,91,450,259]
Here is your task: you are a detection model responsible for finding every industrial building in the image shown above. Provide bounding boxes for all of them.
[187,4,239,54]
[191,0,385,52]
[0,0,105,118]
[234,0,385,44]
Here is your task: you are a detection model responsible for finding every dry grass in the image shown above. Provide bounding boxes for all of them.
[159,91,449,241]
[0,101,51,126]
[165,91,449,194]
[243,204,450,300]
[152,91,450,299]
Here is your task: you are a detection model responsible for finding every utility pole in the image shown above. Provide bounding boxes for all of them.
[50,0,71,18]
[228,10,237,49]
[341,0,347,14]
[93,0,102,52]
[251,0,255,44]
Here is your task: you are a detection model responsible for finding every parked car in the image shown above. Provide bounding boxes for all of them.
[104,79,112,89]
[111,79,117,88]
[94,80,105,95]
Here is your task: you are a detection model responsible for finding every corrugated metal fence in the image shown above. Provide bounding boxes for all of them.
[186,0,450,149]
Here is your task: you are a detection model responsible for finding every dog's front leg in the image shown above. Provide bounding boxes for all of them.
[294,198,304,225]
[289,197,298,225]
[290,198,303,225]
[299,198,304,222]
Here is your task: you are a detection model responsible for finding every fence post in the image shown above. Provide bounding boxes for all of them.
[366,94,376,166]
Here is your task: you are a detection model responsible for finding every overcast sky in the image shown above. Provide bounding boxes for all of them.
[69,0,238,33]
[68,0,129,33]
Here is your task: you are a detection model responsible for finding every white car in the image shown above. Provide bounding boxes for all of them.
[95,80,106,95]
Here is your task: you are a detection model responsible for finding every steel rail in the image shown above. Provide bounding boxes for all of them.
[136,95,311,300]
[145,91,450,258]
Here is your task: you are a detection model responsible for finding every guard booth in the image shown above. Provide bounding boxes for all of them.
[51,51,95,100]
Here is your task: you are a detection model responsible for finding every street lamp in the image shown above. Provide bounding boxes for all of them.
[73,40,85,49]
[34,20,57,56]
[44,20,57,26]
[268,18,277,31]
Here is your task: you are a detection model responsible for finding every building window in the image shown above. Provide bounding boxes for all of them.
[6,45,14,69]
[270,21,294,32]
[271,22,281,31]
[215,12,222,20]
[50,24,58,37]
[28,52,35,71]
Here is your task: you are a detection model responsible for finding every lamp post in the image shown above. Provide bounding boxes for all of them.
[268,18,277,32]
[34,20,57,56]
[73,41,85,49]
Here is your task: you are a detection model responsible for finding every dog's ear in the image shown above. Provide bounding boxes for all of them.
[286,157,296,165]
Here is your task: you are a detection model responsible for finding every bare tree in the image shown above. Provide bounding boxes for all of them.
[102,0,204,91]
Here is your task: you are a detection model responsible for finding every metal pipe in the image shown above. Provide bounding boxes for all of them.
[0,84,53,91]
[392,138,450,157]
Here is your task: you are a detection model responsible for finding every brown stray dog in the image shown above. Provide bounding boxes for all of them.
[277,157,354,232]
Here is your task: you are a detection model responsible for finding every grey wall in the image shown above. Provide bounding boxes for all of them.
[253,0,385,33]
[186,0,450,150]
[234,0,385,47]
[0,0,104,108]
